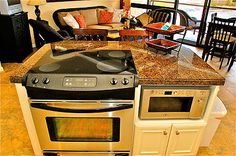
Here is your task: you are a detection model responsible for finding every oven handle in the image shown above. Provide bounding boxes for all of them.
[31,103,133,113]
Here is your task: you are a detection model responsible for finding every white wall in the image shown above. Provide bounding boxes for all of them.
[20,0,120,44]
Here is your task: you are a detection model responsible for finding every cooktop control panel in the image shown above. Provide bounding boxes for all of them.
[24,73,138,91]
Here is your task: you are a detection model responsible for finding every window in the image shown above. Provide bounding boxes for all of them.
[46,117,120,142]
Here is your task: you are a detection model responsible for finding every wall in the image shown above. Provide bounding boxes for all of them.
[21,0,120,45]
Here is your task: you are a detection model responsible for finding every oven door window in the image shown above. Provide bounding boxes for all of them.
[148,97,193,112]
[46,117,120,142]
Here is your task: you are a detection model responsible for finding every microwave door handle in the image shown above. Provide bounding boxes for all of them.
[31,103,133,113]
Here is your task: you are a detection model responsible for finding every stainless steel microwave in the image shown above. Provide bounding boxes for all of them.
[139,86,210,119]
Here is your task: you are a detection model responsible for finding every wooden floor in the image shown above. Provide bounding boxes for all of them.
[0,45,235,155]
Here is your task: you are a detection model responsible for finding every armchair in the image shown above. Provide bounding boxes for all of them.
[178,10,201,34]
[136,8,171,27]
[29,19,71,48]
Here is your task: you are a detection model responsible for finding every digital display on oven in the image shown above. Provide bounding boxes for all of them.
[63,77,97,87]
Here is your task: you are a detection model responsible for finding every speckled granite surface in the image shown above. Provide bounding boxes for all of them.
[10,41,225,85]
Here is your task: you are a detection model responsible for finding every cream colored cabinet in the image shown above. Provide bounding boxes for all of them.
[133,123,206,156]
[133,124,171,156]
[166,123,206,156]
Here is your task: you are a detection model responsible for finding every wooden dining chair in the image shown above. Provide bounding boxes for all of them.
[73,28,108,41]
[212,17,236,26]
[228,42,236,71]
[203,22,236,69]
[119,29,154,42]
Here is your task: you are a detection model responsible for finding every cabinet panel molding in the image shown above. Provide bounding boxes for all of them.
[166,123,206,156]
[133,124,171,156]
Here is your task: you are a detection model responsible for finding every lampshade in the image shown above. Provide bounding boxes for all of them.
[27,0,46,6]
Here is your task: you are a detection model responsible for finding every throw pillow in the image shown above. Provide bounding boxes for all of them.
[58,11,80,26]
[63,13,80,28]
[97,8,107,21]
[136,13,153,26]
[112,9,123,23]
[80,9,98,25]
[99,11,114,24]
[74,15,87,28]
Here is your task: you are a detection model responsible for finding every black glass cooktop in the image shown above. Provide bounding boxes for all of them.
[29,49,137,75]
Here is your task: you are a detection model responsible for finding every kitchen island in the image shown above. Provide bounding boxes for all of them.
[10,41,225,156]
[10,41,224,85]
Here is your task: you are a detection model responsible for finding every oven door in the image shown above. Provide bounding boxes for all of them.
[30,100,134,152]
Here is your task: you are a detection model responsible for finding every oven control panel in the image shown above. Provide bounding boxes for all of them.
[63,77,97,87]
[24,73,139,91]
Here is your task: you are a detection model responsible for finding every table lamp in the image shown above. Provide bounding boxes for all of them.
[27,0,46,21]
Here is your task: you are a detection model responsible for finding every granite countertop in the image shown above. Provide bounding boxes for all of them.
[10,40,225,85]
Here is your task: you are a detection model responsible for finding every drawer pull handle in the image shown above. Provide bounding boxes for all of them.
[163,131,167,135]
[176,131,180,135]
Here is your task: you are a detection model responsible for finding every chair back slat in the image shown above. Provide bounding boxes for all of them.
[210,22,234,46]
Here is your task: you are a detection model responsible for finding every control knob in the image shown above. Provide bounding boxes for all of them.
[110,78,118,85]
[32,77,39,84]
[43,78,50,84]
[122,78,129,85]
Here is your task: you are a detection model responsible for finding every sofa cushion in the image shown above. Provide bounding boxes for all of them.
[87,25,112,30]
[63,13,80,28]
[74,15,87,28]
[99,11,114,24]
[80,9,98,25]
[136,13,153,26]
[58,11,80,26]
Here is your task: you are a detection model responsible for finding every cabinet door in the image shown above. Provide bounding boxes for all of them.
[133,124,171,156]
[166,123,206,156]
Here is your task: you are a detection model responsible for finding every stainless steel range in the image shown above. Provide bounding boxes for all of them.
[22,48,139,156]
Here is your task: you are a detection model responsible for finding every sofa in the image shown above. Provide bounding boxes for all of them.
[53,6,124,37]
